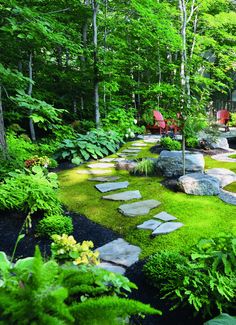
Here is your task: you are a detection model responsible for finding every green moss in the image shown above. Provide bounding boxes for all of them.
[58,145,236,259]
[228,154,236,159]
[224,182,236,193]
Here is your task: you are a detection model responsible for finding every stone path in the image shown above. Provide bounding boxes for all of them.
[119,200,161,217]
[206,168,236,188]
[218,189,236,206]
[88,176,120,182]
[102,190,142,201]
[77,169,112,175]
[95,181,129,193]
[211,150,236,163]
[88,163,115,169]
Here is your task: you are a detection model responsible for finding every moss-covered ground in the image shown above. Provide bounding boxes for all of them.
[58,142,236,258]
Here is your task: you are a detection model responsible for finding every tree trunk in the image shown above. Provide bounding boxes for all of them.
[92,0,100,128]
[0,85,7,159]
[28,52,36,141]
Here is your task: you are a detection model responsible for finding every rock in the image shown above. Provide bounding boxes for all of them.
[97,262,126,275]
[100,158,115,162]
[152,222,184,236]
[218,189,236,206]
[115,160,138,172]
[156,150,205,177]
[102,190,142,201]
[113,158,126,162]
[88,163,115,169]
[206,168,236,188]
[122,149,141,153]
[77,169,112,175]
[153,211,177,221]
[178,173,220,196]
[119,200,161,217]
[210,137,229,150]
[88,176,120,182]
[211,151,236,163]
[96,238,141,267]
[137,219,162,230]
[95,181,129,193]
[132,143,147,147]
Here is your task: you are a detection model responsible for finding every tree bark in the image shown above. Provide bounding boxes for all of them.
[0,85,7,158]
[28,52,36,141]
[92,0,100,128]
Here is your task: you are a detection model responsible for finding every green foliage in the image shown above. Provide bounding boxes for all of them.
[183,115,208,138]
[36,215,73,238]
[102,108,145,138]
[204,313,236,325]
[0,247,160,324]
[51,234,100,266]
[56,129,123,163]
[133,159,156,176]
[143,234,236,316]
[72,120,96,134]
[160,137,181,151]
[229,113,236,127]
[0,168,62,217]
[186,137,199,148]
[24,155,51,169]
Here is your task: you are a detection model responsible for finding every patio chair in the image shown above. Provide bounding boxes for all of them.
[216,109,230,132]
[153,110,167,134]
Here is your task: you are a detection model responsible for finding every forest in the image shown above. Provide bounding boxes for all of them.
[0,0,236,324]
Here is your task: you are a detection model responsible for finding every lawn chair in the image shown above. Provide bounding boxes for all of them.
[217,109,230,132]
[153,110,167,134]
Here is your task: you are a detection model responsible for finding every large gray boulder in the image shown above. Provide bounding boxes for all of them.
[206,168,236,188]
[198,131,229,150]
[156,150,204,177]
[178,173,220,196]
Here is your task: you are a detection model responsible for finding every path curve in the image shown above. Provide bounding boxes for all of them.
[211,150,236,163]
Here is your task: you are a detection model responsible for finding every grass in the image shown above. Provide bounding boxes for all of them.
[58,142,236,259]
[228,154,236,159]
[224,182,236,193]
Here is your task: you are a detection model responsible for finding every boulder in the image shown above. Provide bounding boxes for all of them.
[178,173,220,196]
[156,150,204,177]
[115,160,138,172]
[206,168,236,188]
[198,131,229,150]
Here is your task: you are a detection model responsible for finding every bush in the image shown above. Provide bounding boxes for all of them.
[133,159,156,176]
[143,234,236,316]
[0,248,160,324]
[186,137,199,148]
[36,215,73,238]
[160,136,181,150]
[0,168,62,217]
[229,113,236,126]
[24,155,51,169]
[71,120,95,134]
[56,128,123,164]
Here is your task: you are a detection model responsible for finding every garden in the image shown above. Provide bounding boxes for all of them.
[0,0,236,324]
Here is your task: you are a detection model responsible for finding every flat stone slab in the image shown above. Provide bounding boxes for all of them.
[113,158,126,162]
[119,200,161,217]
[97,262,126,275]
[211,151,236,163]
[95,181,129,193]
[122,149,141,153]
[132,143,147,147]
[88,163,115,169]
[153,211,177,222]
[100,158,115,162]
[137,219,162,230]
[218,189,236,206]
[102,190,141,201]
[152,222,184,236]
[77,169,112,175]
[206,168,236,188]
[88,176,120,182]
[96,238,141,267]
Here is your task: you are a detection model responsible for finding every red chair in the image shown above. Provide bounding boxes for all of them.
[153,111,166,134]
[217,110,230,131]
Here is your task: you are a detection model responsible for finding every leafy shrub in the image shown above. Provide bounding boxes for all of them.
[186,137,199,148]
[36,215,73,238]
[160,136,181,150]
[133,159,156,176]
[0,168,62,217]
[51,234,100,266]
[56,128,123,164]
[71,120,95,134]
[143,234,236,316]
[229,113,236,127]
[24,155,51,168]
[0,248,160,324]
[102,108,145,138]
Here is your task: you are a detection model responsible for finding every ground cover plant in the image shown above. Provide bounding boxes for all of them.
[58,141,236,258]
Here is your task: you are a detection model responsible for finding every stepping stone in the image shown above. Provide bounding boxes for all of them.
[88,176,120,182]
[97,262,126,275]
[119,200,161,217]
[113,158,126,162]
[95,181,129,193]
[117,153,129,157]
[152,222,184,236]
[122,149,141,153]
[100,158,115,162]
[153,211,177,222]
[77,169,112,175]
[115,160,137,172]
[102,190,142,201]
[96,238,141,267]
[218,189,236,206]
[132,143,147,147]
[206,168,236,188]
[211,151,236,163]
[137,219,162,230]
[88,163,115,169]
